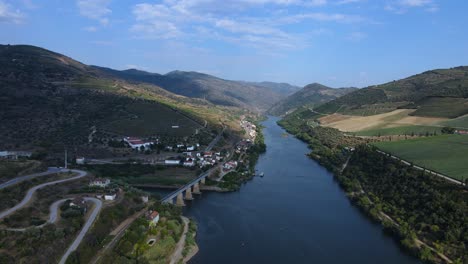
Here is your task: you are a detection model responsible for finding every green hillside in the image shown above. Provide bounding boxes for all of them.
[267,83,356,116]
[94,66,286,111]
[0,44,241,151]
[315,67,468,118]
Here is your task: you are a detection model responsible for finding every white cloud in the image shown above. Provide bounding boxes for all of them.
[399,0,432,7]
[83,26,97,32]
[346,31,367,41]
[130,0,369,52]
[385,0,438,14]
[0,1,24,24]
[335,0,365,5]
[76,0,111,26]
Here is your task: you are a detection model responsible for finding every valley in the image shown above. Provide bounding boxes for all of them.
[1,46,467,264]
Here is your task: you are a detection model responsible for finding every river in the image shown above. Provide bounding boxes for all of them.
[183,116,420,264]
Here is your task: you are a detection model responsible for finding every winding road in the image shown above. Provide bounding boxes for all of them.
[0,169,104,264]
[0,167,63,190]
[59,197,102,264]
[5,198,69,231]
[0,169,88,220]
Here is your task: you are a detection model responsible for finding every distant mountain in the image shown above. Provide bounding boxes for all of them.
[241,81,300,96]
[315,67,468,117]
[0,44,239,151]
[267,83,357,116]
[93,67,286,111]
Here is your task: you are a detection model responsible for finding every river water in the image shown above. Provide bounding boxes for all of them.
[183,116,420,264]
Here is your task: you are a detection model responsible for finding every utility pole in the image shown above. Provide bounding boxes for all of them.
[64,149,68,169]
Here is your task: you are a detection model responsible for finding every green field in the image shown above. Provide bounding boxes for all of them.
[440,114,468,129]
[373,135,468,181]
[355,125,442,136]
[411,97,468,118]
[101,101,202,137]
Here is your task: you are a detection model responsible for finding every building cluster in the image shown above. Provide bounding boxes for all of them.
[223,160,238,171]
[240,119,257,140]
[455,129,468,135]
[235,139,253,153]
[164,151,224,168]
[124,137,156,150]
[165,143,200,152]
[69,197,87,212]
[0,150,32,160]
[89,178,118,201]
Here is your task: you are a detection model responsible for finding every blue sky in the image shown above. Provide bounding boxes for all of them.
[1,0,467,87]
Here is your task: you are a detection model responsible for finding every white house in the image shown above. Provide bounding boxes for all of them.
[146,210,160,226]
[104,194,117,201]
[76,157,86,165]
[165,158,181,165]
[224,161,238,170]
[187,146,195,151]
[124,137,154,150]
[70,197,86,208]
[183,158,195,167]
[89,178,111,188]
[0,151,32,160]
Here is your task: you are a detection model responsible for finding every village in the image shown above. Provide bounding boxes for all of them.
[0,116,263,263]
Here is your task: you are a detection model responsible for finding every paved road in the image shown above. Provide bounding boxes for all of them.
[376,150,463,185]
[5,198,69,232]
[0,167,63,190]
[0,169,88,220]
[59,197,102,264]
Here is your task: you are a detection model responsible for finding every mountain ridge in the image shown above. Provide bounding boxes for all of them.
[268,82,357,116]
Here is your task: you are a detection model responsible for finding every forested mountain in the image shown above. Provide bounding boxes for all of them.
[267,83,357,116]
[315,67,468,117]
[240,81,300,96]
[93,67,286,111]
[0,44,240,150]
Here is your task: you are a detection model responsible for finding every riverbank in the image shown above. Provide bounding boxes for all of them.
[277,119,467,263]
[183,116,420,264]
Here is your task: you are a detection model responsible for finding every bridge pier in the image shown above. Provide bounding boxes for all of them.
[185,187,194,200]
[201,178,206,185]
[166,197,173,204]
[193,182,201,194]
[176,193,185,206]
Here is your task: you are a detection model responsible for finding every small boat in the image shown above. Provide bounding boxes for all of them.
[259,172,264,177]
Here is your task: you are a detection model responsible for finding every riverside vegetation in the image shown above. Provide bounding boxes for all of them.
[278,119,467,264]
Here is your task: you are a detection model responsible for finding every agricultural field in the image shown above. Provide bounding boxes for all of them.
[319,109,446,133]
[440,114,468,129]
[410,97,468,118]
[101,101,203,137]
[373,135,468,181]
[354,125,442,136]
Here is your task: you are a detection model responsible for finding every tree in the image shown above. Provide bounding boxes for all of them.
[441,126,456,134]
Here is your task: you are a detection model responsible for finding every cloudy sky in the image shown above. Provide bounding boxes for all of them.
[1,0,467,87]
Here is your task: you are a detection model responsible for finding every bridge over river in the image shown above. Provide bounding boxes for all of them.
[161,167,216,206]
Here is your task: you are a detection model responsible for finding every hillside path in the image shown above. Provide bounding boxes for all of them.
[169,216,190,264]
[0,167,63,190]
[0,169,88,219]
[59,197,102,264]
